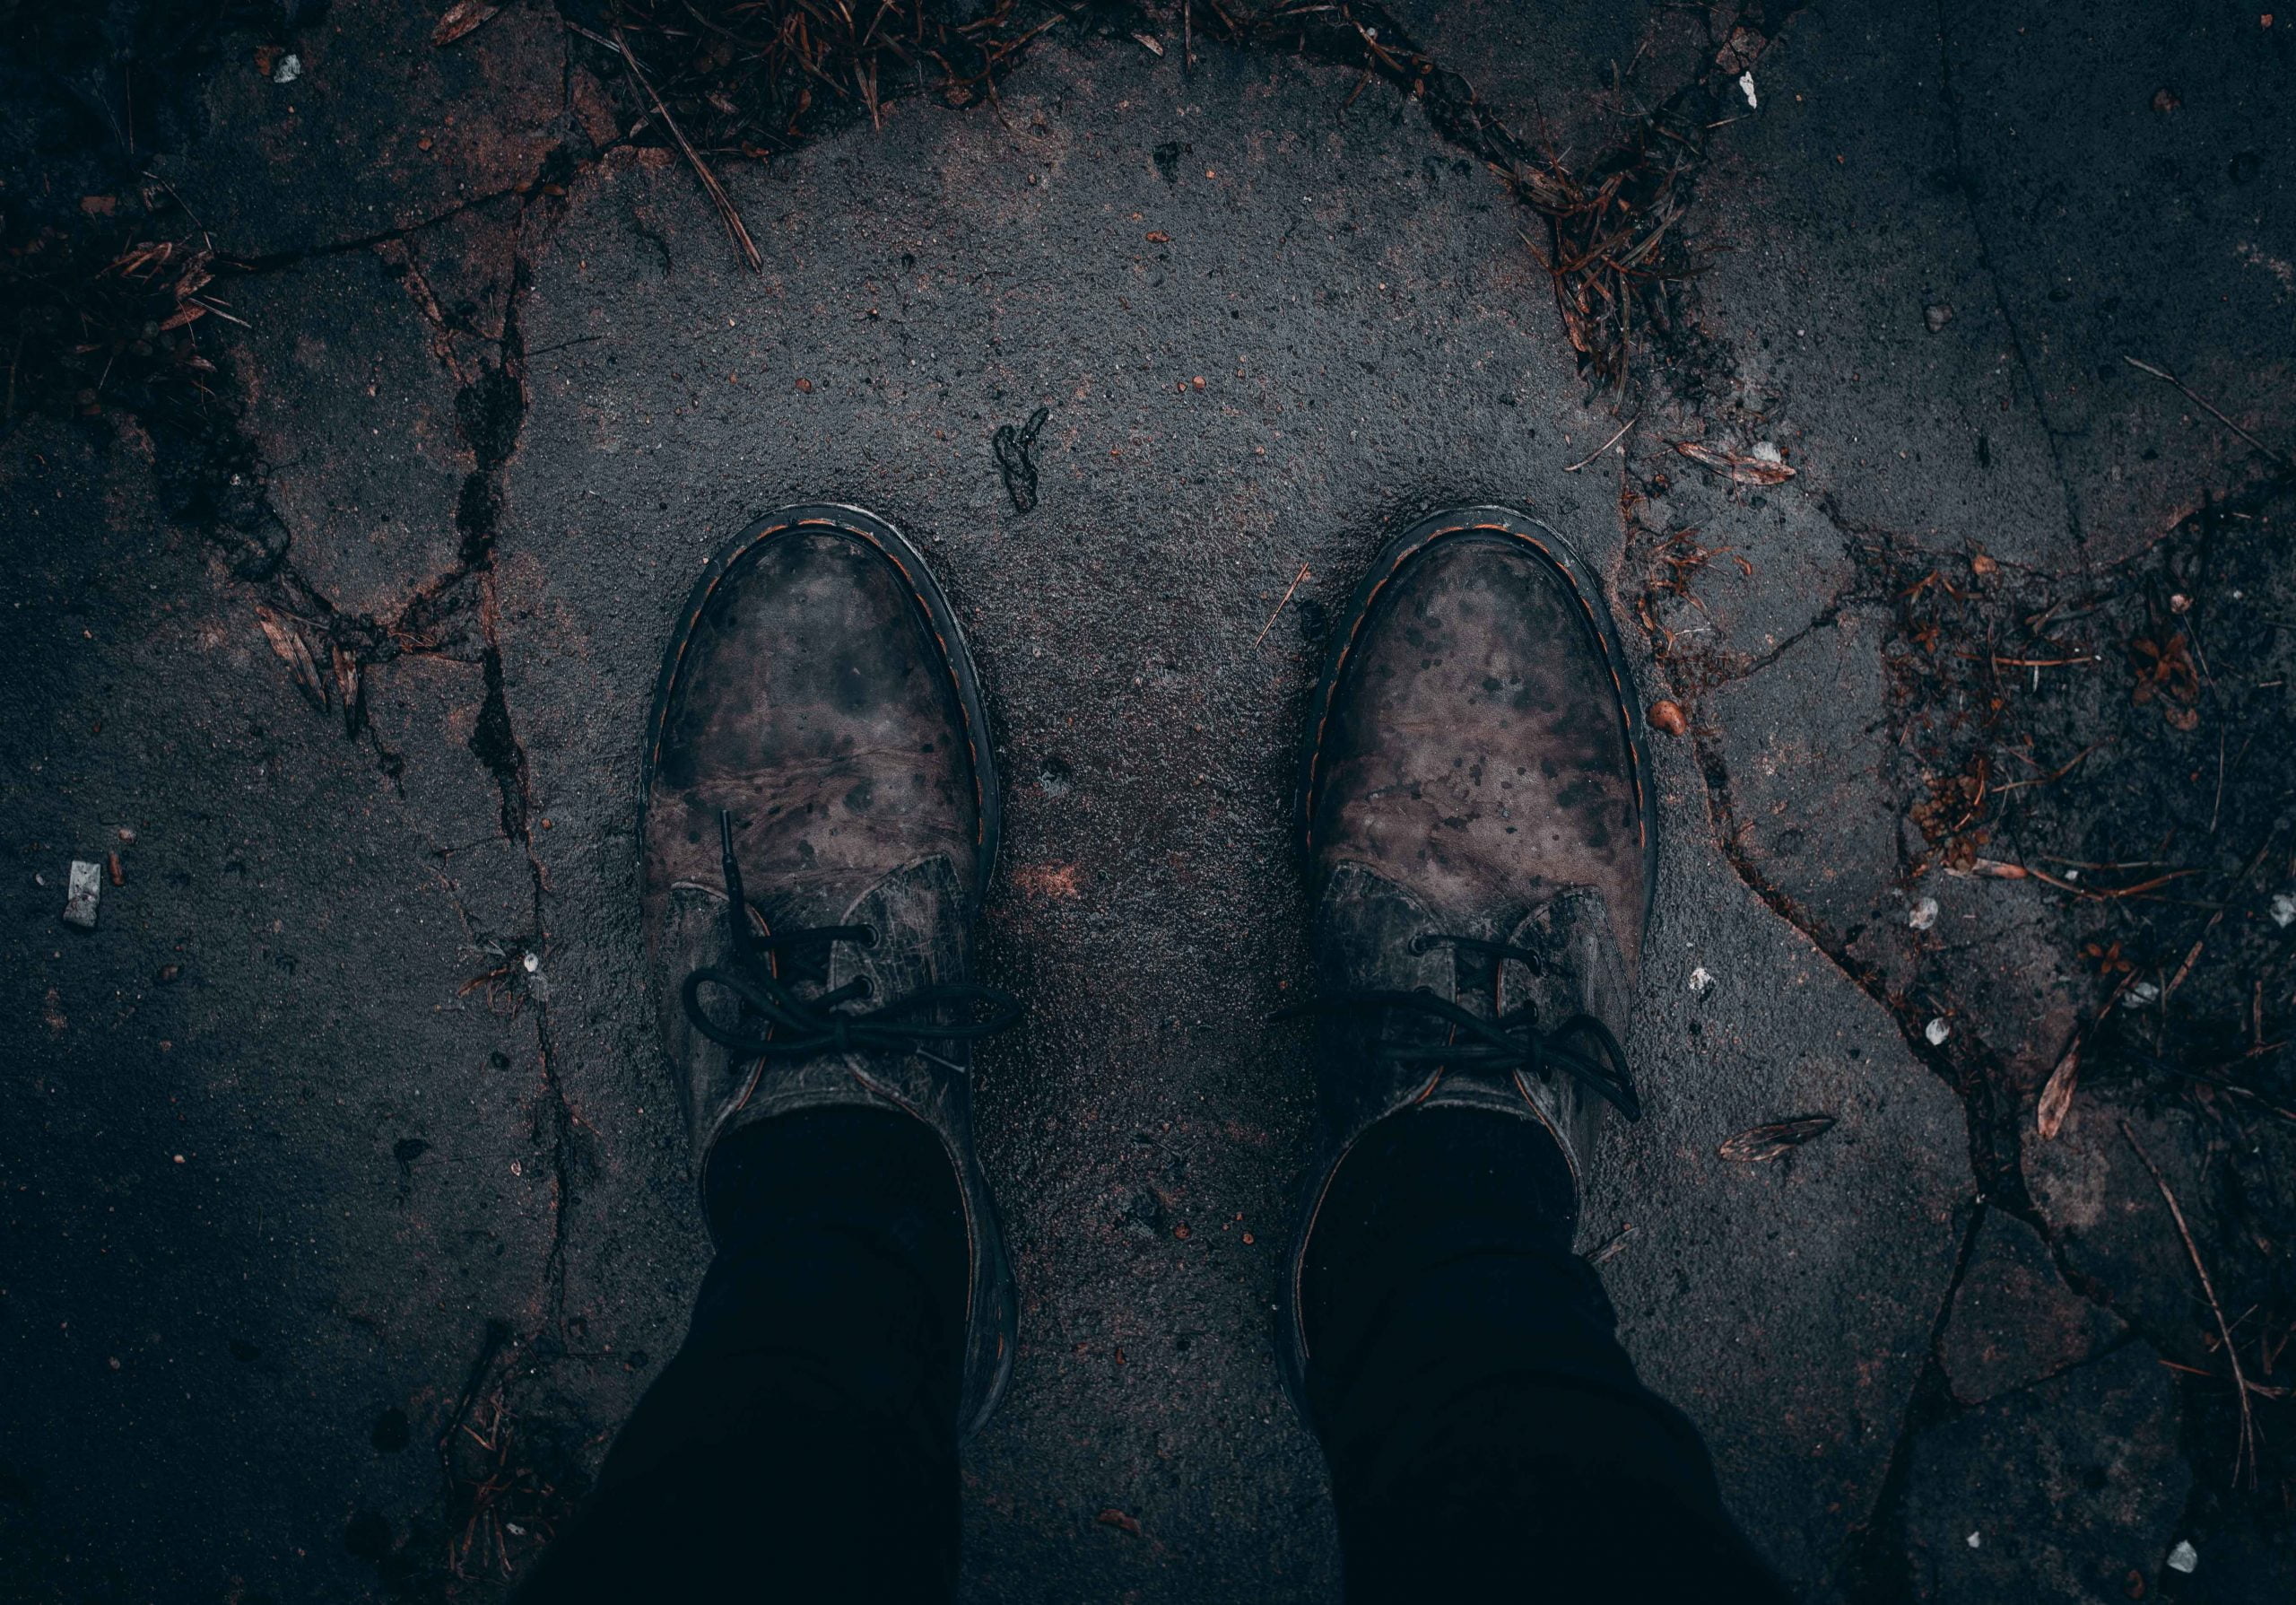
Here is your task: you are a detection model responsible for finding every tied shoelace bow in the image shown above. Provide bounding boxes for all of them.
[681,811,1022,1064]
[1280,930,1640,1120]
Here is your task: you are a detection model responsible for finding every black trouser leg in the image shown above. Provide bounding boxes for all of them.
[1302,1106,1793,1604]
[519,1108,969,1603]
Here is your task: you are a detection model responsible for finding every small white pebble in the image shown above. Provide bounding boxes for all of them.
[172,1155,185,1164]
[522,951,541,973]
[1738,71,1759,108]
[1965,1531,1981,1549]
[2167,1540,2197,1574]
[510,1160,524,1176]
[2122,980,2161,1008]
[272,52,301,84]
[1909,897,1939,931]
[1751,441,1785,464]
[1688,965,1715,995]
[2271,892,2296,929]
[1926,1017,1952,1046]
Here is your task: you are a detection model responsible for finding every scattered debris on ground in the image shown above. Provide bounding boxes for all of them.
[1647,470,2296,1583]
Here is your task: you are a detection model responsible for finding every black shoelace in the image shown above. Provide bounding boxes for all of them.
[1281,931,1640,1120]
[681,811,1022,1064]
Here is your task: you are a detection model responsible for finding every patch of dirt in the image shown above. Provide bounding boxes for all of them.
[1648,470,2296,1556]
[0,4,291,574]
[589,0,1786,405]
[343,1322,615,1599]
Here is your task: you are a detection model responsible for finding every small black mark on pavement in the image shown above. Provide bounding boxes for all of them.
[994,406,1051,514]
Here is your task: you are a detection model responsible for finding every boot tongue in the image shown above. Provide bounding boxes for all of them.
[1313,863,1535,1098]
[1495,888,1631,1046]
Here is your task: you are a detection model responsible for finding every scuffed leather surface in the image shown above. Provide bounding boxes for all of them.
[644,528,980,936]
[639,522,1011,1434]
[1309,532,1646,970]
[1497,887,1632,1182]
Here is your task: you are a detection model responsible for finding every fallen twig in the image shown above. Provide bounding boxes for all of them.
[1967,859,2196,900]
[2123,356,2290,468]
[1563,411,1639,473]
[2121,1119,2257,1486]
[2160,1357,2291,1399]
[2037,965,2139,1139]
[2165,833,2277,999]
[607,22,761,271]
[1994,742,2101,793]
[1252,562,1311,649]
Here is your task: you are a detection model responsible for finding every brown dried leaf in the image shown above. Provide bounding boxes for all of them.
[171,250,216,301]
[430,1,500,48]
[1715,25,1768,74]
[1718,1115,1836,1163]
[1673,440,1796,486]
[1096,1508,1143,1538]
[1968,857,2028,879]
[110,239,176,278]
[2036,1043,2080,1140]
[255,606,328,711]
[330,643,363,736]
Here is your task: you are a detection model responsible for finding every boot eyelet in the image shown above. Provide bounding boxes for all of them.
[853,975,876,1000]
[857,924,881,948]
[1407,933,1432,955]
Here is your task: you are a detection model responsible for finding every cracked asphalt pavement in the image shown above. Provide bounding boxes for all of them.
[5,4,2293,1601]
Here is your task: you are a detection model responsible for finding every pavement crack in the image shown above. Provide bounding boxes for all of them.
[1929,0,2086,558]
[1836,1200,1987,1601]
[1674,595,1849,692]
[374,239,481,389]
[222,186,539,275]
[1687,727,2023,1214]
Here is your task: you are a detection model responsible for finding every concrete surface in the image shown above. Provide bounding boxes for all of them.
[6,2,2294,1601]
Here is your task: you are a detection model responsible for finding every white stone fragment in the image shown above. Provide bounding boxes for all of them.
[2271,892,2296,929]
[1909,897,1939,931]
[1688,965,1715,995]
[1925,1017,1952,1046]
[2167,1540,2197,1574]
[62,860,102,929]
[1738,71,1758,108]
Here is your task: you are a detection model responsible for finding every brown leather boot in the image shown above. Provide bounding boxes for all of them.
[1279,506,1657,1402]
[639,503,1019,1436]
